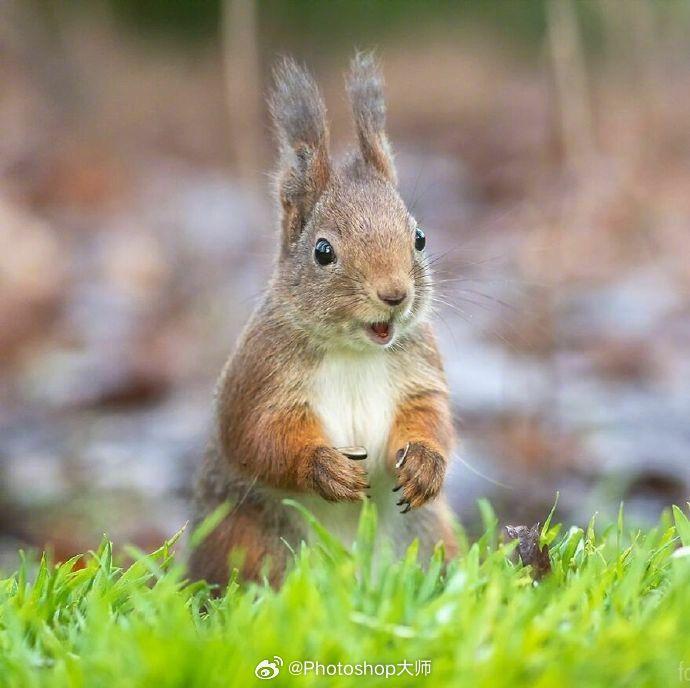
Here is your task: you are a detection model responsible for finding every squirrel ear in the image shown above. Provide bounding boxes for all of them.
[347,52,397,185]
[270,58,332,248]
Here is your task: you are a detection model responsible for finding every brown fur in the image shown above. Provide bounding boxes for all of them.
[187,503,287,588]
[189,54,457,586]
[387,391,453,510]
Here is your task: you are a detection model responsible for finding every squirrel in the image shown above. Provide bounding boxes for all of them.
[188,53,457,586]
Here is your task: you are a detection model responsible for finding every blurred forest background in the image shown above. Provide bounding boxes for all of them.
[1,0,689,569]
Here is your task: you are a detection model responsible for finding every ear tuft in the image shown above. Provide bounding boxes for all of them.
[270,57,331,248]
[347,51,396,185]
[270,57,328,154]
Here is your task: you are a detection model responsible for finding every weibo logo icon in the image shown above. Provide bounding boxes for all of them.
[254,656,283,680]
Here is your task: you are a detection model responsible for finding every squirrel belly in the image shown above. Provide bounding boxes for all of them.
[312,349,396,477]
[289,348,399,548]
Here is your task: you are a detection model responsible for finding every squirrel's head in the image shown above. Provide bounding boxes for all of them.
[270,53,432,351]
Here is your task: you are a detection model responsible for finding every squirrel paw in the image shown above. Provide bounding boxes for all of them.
[310,446,369,502]
[392,442,446,513]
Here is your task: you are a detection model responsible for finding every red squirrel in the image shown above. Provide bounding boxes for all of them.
[189,53,456,586]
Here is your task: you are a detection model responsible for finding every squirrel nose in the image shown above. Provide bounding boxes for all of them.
[377,289,407,307]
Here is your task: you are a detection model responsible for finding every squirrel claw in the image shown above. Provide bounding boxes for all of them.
[392,483,402,492]
[394,443,410,469]
[337,446,368,460]
[400,502,411,514]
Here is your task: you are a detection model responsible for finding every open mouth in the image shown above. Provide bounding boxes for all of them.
[366,320,394,346]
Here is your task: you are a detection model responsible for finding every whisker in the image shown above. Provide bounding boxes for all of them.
[445,287,521,314]
[451,451,514,490]
[429,296,523,352]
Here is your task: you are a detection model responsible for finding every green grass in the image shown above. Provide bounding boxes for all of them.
[2,501,690,687]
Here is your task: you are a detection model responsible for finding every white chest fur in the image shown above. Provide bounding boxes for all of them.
[293,349,399,548]
[311,349,397,475]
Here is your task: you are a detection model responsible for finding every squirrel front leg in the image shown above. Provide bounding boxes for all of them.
[222,404,369,502]
[387,392,453,513]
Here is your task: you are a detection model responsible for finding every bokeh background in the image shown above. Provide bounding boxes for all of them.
[1,0,689,568]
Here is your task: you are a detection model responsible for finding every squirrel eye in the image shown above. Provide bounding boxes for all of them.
[314,238,336,266]
[415,227,426,251]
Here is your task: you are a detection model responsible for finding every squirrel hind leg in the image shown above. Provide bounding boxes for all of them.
[187,505,290,589]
